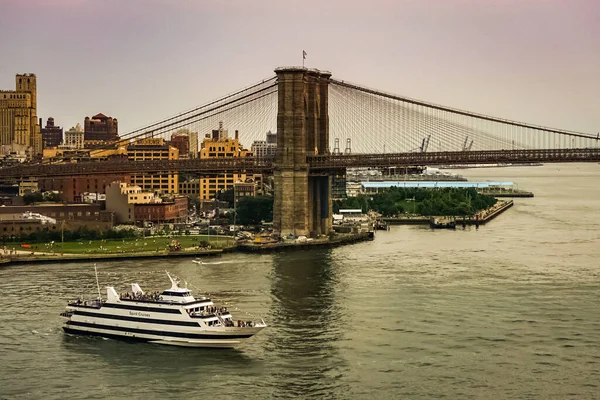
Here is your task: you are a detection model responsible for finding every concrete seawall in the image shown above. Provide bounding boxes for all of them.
[238,232,373,253]
[474,199,514,224]
[0,248,224,267]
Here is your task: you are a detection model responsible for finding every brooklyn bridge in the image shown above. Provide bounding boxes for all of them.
[1,66,598,237]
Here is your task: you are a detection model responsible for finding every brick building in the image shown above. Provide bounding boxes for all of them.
[40,117,63,149]
[0,212,113,238]
[134,197,188,224]
[38,174,131,202]
[234,180,258,205]
[84,113,118,145]
[105,181,161,224]
[170,132,190,159]
[0,203,112,224]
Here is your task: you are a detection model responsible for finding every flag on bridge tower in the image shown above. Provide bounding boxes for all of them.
[302,50,307,67]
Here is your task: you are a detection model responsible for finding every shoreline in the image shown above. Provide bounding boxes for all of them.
[0,200,514,267]
[0,248,225,266]
[0,232,374,267]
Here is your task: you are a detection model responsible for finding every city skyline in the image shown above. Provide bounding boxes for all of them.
[1,0,598,135]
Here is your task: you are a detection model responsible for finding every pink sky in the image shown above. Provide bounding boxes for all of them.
[0,0,598,134]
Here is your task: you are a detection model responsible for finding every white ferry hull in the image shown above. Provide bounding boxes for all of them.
[63,323,263,348]
[150,339,240,348]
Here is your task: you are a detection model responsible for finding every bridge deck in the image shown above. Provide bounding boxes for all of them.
[0,149,598,178]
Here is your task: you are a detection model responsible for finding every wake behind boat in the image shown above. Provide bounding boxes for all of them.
[61,268,266,348]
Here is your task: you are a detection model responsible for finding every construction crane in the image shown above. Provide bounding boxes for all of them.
[466,139,474,151]
[462,136,469,151]
[410,135,431,152]
[420,135,431,152]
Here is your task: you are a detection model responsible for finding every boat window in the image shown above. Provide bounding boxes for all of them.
[161,291,192,297]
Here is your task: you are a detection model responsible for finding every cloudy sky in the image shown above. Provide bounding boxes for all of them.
[1,0,598,135]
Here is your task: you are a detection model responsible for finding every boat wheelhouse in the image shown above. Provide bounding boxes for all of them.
[61,271,266,348]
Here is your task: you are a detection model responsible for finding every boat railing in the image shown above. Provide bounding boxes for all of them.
[190,311,216,318]
[119,292,162,302]
[189,306,230,318]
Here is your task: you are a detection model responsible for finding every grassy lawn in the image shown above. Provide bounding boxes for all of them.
[32,235,235,255]
[397,199,418,214]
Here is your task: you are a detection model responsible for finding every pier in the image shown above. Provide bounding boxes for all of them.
[237,232,373,253]
[383,200,514,227]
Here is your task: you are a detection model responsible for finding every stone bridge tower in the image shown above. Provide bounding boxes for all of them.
[273,67,332,238]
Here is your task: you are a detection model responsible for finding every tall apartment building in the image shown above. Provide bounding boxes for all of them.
[63,124,85,149]
[198,122,261,201]
[170,132,190,159]
[127,137,179,194]
[40,117,63,149]
[169,129,198,158]
[189,131,199,158]
[0,73,42,156]
[251,130,277,158]
[84,113,118,146]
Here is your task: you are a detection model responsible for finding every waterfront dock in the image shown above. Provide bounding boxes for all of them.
[477,189,534,198]
[383,200,514,227]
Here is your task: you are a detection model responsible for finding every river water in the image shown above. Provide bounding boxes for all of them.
[1,163,599,399]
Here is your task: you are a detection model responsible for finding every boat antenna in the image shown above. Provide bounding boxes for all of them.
[165,270,179,290]
[94,263,102,300]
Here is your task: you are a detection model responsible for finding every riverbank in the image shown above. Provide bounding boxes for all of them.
[0,232,373,266]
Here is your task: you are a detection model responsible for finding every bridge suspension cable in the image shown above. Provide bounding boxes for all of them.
[45,76,278,163]
[329,78,599,154]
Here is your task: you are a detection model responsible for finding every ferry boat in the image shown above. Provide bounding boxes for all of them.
[61,270,266,348]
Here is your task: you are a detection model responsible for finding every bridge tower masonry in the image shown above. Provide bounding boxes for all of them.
[273,67,332,238]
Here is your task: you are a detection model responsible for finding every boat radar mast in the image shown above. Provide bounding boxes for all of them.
[165,270,181,291]
[94,263,101,300]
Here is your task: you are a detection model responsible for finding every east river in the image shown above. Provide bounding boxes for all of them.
[1,163,599,399]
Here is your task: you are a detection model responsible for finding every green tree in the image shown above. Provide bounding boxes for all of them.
[236,196,273,225]
[215,188,235,208]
